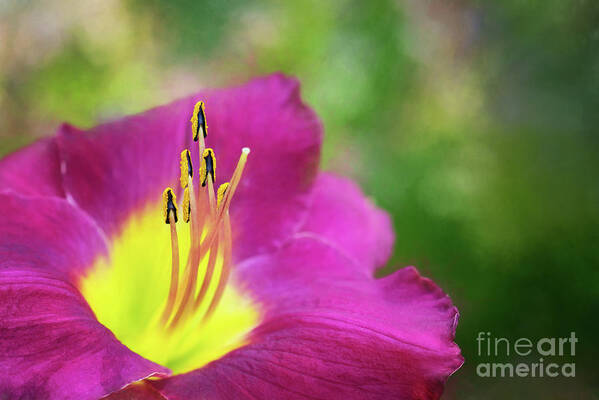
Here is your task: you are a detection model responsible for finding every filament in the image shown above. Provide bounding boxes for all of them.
[160,210,180,325]
[202,212,232,322]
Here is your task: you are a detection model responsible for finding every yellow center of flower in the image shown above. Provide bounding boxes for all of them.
[80,102,259,374]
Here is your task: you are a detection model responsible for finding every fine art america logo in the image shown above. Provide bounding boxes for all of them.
[476,332,577,378]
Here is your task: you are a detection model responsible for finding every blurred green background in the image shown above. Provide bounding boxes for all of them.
[1,0,598,398]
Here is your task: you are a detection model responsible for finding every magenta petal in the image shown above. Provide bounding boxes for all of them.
[0,192,168,398]
[0,138,65,198]
[0,269,169,400]
[56,102,192,238]
[151,238,462,400]
[0,192,169,399]
[297,173,394,271]
[0,192,107,282]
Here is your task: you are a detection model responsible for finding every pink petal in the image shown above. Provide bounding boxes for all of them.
[297,172,394,272]
[150,238,462,399]
[0,192,106,283]
[0,192,169,399]
[0,138,64,198]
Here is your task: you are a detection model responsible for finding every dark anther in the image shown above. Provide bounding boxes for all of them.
[202,150,216,187]
[165,190,178,224]
[186,150,193,178]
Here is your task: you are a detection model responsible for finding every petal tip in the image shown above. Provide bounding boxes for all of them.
[58,122,85,136]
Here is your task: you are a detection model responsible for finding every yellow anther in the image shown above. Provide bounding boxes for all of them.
[179,149,193,189]
[182,187,191,223]
[162,187,178,224]
[199,148,216,187]
[217,182,230,208]
[190,101,207,141]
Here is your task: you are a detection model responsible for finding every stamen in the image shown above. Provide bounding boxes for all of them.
[190,101,207,142]
[199,148,217,212]
[162,188,178,224]
[199,148,216,187]
[160,189,180,325]
[191,101,208,172]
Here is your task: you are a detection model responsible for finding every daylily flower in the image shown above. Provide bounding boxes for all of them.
[0,74,463,399]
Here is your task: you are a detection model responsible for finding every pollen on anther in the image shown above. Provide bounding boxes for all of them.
[180,149,193,189]
[162,188,178,224]
[217,182,230,208]
[190,101,207,141]
[200,148,216,187]
[182,187,191,223]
